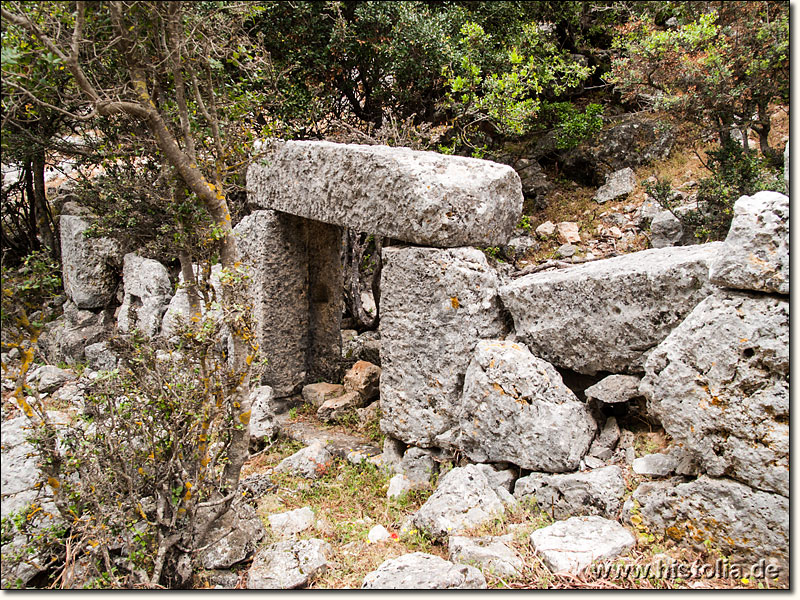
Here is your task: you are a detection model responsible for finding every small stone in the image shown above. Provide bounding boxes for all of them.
[515,466,625,519]
[247,538,332,589]
[84,342,117,371]
[362,552,487,589]
[356,401,380,426]
[650,210,683,249]
[585,375,642,404]
[535,221,556,238]
[556,243,576,258]
[387,473,413,499]
[399,447,439,488]
[250,385,278,442]
[34,365,75,393]
[269,507,316,538]
[530,516,636,574]
[588,417,621,459]
[448,535,523,578]
[302,382,344,408]
[316,391,363,423]
[275,441,333,479]
[594,168,636,204]
[367,525,391,543]
[632,453,678,477]
[343,360,382,402]
[557,222,581,244]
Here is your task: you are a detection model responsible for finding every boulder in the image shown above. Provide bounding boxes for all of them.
[274,441,334,480]
[530,516,636,575]
[302,382,344,408]
[37,301,114,365]
[362,552,487,589]
[556,221,581,244]
[448,534,523,578]
[249,385,277,442]
[268,507,315,538]
[708,191,789,295]
[411,465,505,540]
[248,140,523,247]
[556,244,576,258]
[342,360,381,402]
[247,538,332,589]
[30,365,75,393]
[84,341,117,371]
[649,210,683,248]
[594,167,636,204]
[458,340,596,471]
[514,466,625,519]
[640,291,788,496]
[387,473,414,499]
[584,375,642,404]
[632,453,677,477]
[59,214,120,309]
[117,253,173,338]
[398,447,439,488]
[379,247,507,449]
[316,391,362,423]
[199,503,266,570]
[499,243,721,374]
[627,475,787,567]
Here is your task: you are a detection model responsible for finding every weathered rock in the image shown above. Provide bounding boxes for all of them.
[458,340,596,471]
[60,214,121,309]
[302,383,344,409]
[37,301,114,365]
[584,375,642,404]
[627,476,787,567]
[117,253,172,338]
[594,167,636,204]
[277,418,380,464]
[448,534,522,578]
[640,291,788,496]
[357,401,380,426]
[160,264,223,339]
[248,140,523,247]
[367,524,391,543]
[233,211,343,397]
[632,453,677,477]
[530,516,636,574]
[587,417,621,461]
[387,473,414,499]
[247,538,332,589]
[84,341,117,371]
[382,437,405,473]
[556,243,576,258]
[1,415,54,519]
[500,243,722,374]
[475,464,516,494]
[316,391,362,423]
[268,507,315,538]
[708,191,789,295]
[249,385,278,442]
[650,210,684,248]
[512,157,553,201]
[379,247,507,449]
[412,465,504,540]
[515,466,625,519]
[557,221,581,244]
[535,220,556,238]
[399,447,438,488]
[199,503,266,570]
[275,441,334,480]
[342,330,381,366]
[343,360,381,402]
[30,365,75,393]
[505,235,539,260]
[362,552,487,589]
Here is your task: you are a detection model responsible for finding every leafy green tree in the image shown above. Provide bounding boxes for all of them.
[608,1,788,165]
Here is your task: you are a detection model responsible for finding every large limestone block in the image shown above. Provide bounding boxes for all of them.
[641,291,788,496]
[117,253,172,338]
[458,340,596,472]
[708,191,789,294]
[379,247,507,449]
[514,466,625,519]
[60,214,120,309]
[628,476,787,567]
[247,140,523,247]
[499,243,721,374]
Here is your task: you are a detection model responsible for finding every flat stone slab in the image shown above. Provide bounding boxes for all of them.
[276,416,380,463]
[530,516,635,575]
[362,552,487,589]
[247,140,523,247]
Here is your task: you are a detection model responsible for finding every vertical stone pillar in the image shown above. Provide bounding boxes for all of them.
[304,220,344,383]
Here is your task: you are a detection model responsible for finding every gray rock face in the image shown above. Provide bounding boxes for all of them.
[632,453,677,477]
[628,476,787,566]
[458,340,596,471]
[448,535,523,578]
[199,503,265,569]
[500,243,721,374]
[399,447,439,488]
[38,301,115,366]
[594,167,636,204]
[248,140,523,247]
[412,465,505,540]
[249,385,277,442]
[650,210,684,248]
[362,552,487,589]
[234,211,343,396]
[275,441,334,479]
[708,191,789,295]
[84,341,117,371]
[247,538,332,589]
[60,214,121,309]
[117,253,172,338]
[514,466,625,519]
[641,291,788,496]
[268,506,315,538]
[379,247,507,449]
[342,330,381,367]
[30,365,75,393]
[587,417,620,462]
[584,375,642,404]
[530,516,636,575]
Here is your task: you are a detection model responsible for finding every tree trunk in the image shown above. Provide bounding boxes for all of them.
[32,149,57,258]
